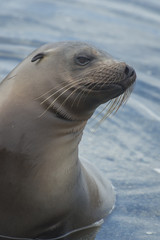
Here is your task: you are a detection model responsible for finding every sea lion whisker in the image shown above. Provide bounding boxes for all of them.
[124,86,134,103]
[39,80,84,117]
[40,79,84,105]
[105,98,119,116]
[101,83,134,119]
[71,88,84,108]
[84,79,111,104]
[75,80,99,107]
[106,90,130,118]
[115,89,131,113]
[35,77,82,101]
[98,95,122,123]
[114,93,127,110]
[111,95,124,114]
[35,86,58,100]
[91,101,111,121]
[81,80,102,104]
[90,98,118,130]
[101,97,119,116]
[71,79,93,108]
[56,86,82,114]
[77,79,104,106]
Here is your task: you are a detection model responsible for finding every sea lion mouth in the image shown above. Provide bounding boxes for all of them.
[82,63,136,93]
[84,82,124,92]
[83,70,136,93]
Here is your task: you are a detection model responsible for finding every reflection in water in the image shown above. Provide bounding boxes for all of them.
[0,220,103,240]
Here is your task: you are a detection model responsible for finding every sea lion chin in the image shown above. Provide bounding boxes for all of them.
[0,42,136,239]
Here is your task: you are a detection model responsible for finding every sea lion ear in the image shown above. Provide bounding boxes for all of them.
[31,48,56,62]
[31,53,45,62]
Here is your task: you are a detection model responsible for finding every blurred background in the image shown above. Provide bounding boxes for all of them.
[0,0,160,239]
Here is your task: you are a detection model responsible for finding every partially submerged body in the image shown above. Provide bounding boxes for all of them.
[0,42,136,239]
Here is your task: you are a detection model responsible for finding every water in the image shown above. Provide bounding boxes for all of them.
[0,0,160,239]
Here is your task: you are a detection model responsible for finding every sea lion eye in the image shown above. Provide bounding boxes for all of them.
[76,56,91,66]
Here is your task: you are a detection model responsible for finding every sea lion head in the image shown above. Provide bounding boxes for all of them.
[30,42,136,121]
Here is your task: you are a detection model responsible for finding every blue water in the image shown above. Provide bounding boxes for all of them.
[0,0,160,239]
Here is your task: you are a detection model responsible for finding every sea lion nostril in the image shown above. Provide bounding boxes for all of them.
[124,65,130,75]
[124,65,135,77]
[130,70,135,77]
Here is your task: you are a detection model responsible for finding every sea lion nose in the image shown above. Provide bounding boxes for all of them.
[124,65,135,77]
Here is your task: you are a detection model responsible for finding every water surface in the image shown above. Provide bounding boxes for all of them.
[0,0,160,239]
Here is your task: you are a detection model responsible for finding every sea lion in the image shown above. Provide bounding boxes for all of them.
[0,42,136,240]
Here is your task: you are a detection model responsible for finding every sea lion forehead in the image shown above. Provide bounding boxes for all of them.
[62,42,104,58]
[31,42,109,67]
[42,42,104,59]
